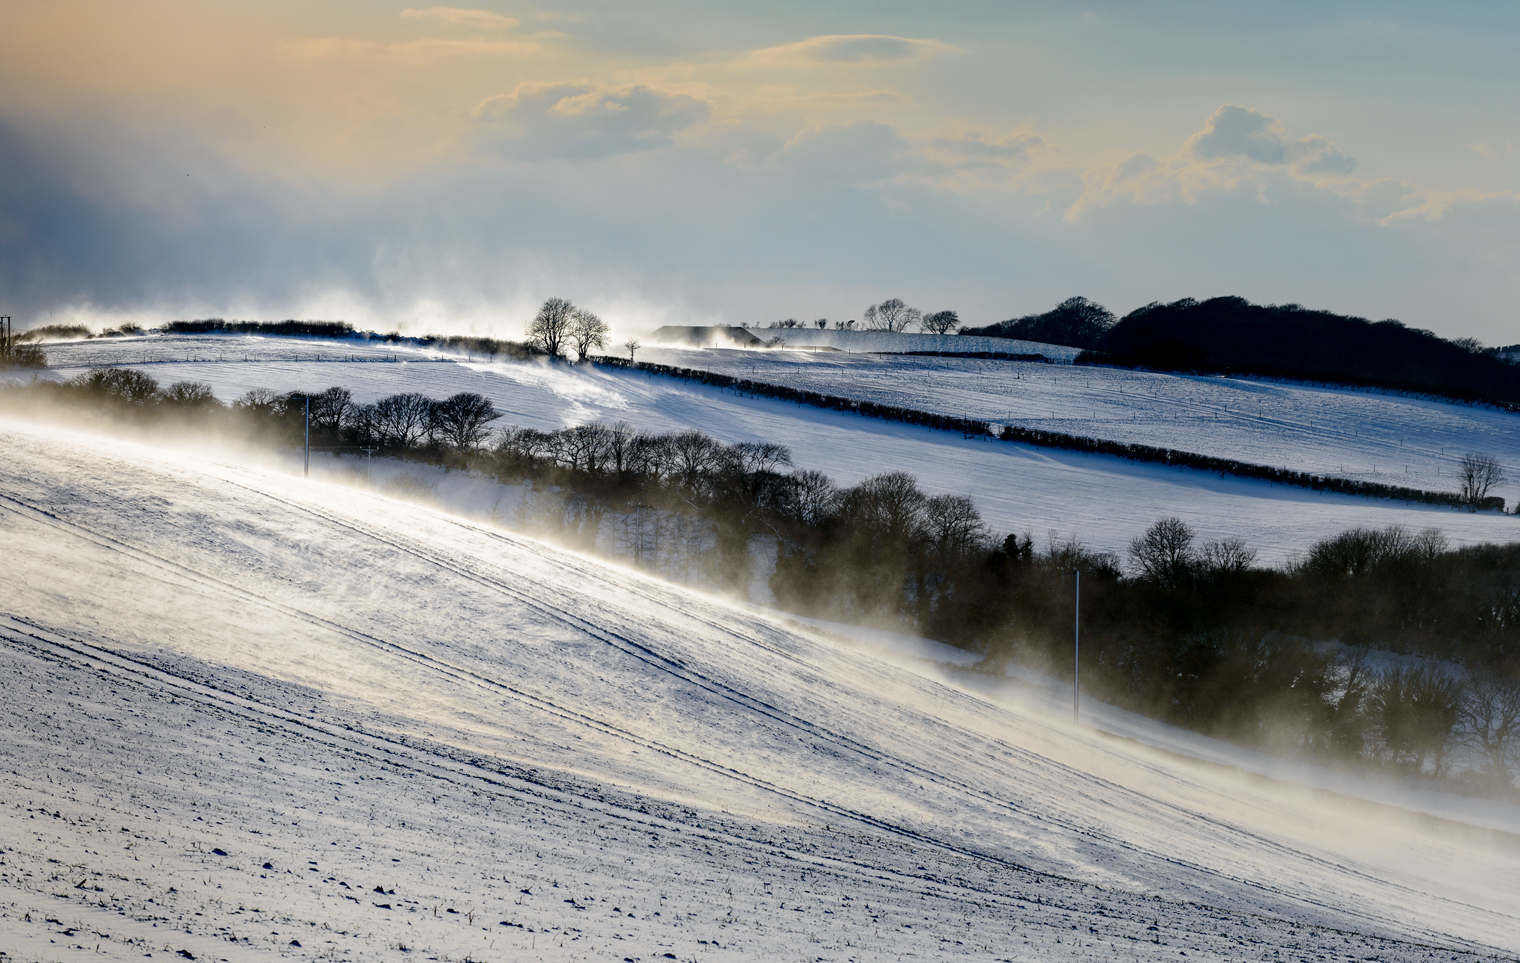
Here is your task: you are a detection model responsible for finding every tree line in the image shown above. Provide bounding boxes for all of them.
[761,298,960,335]
[6,368,1520,795]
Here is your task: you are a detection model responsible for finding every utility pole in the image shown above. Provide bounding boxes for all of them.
[1073,569,1081,726]
[1,316,11,360]
[289,393,312,477]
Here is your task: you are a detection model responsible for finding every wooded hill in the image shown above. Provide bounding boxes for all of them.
[1088,297,1520,404]
[969,296,1520,405]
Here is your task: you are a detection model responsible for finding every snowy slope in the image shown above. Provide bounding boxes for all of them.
[28,333,1520,565]
[699,327,1086,361]
[638,345,1520,506]
[2,418,1519,962]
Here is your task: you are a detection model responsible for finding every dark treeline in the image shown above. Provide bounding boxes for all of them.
[111,320,544,363]
[8,368,1520,793]
[961,296,1117,350]
[890,350,1053,362]
[166,319,358,338]
[596,357,1509,512]
[14,323,91,343]
[963,294,1520,406]
[1090,296,1520,405]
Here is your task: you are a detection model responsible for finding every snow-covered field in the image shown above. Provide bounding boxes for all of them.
[638,345,1520,505]
[695,328,1086,362]
[3,419,1519,962]
[26,333,1520,564]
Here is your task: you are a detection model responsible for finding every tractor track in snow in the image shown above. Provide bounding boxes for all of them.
[0,610,1235,941]
[201,471,1497,932]
[0,456,1507,952]
[4,615,1499,962]
[0,488,1050,878]
[1,438,1513,956]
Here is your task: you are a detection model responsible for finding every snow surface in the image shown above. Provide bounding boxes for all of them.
[637,345,1520,506]
[28,333,1520,565]
[3,418,1519,962]
[690,328,1087,362]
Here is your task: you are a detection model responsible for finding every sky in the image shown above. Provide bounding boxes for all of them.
[2,1,1518,341]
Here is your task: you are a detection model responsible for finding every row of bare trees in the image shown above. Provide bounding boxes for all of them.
[235,386,502,463]
[51,372,504,464]
[764,300,960,334]
[861,299,959,334]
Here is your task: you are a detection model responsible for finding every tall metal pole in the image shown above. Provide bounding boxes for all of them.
[303,395,310,478]
[1073,569,1081,725]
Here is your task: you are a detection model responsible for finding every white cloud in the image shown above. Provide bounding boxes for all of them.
[749,34,957,67]
[473,81,710,160]
[400,7,520,32]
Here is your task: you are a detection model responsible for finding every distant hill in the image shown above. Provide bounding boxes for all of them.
[1083,296,1520,405]
[960,297,1114,350]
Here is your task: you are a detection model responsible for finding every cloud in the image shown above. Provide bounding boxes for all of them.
[400,7,519,32]
[767,122,914,185]
[1188,105,1355,174]
[931,132,1042,166]
[473,81,710,160]
[1067,105,1370,218]
[279,37,536,63]
[750,34,957,67]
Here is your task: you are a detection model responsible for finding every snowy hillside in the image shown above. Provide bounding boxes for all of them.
[637,345,1520,506]
[689,327,1087,361]
[27,333,1520,564]
[3,418,1519,962]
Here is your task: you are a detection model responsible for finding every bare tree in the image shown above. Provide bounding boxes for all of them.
[235,387,281,412]
[1128,516,1197,589]
[1371,664,1462,775]
[1200,536,1256,577]
[431,392,501,459]
[69,367,160,405]
[374,392,434,447]
[814,318,828,329]
[311,386,353,432]
[1457,451,1505,508]
[526,297,577,358]
[160,381,221,410]
[624,339,641,361]
[863,298,922,333]
[923,494,988,563]
[787,469,838,526]
[920,310,960,336]
[561,423,612,473]
[667,429,721,490]
[1460,672,1520,788]
[605,420,636,475]
[727,441,792,476]
[842,471,928,547]
[570,308,609,362]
